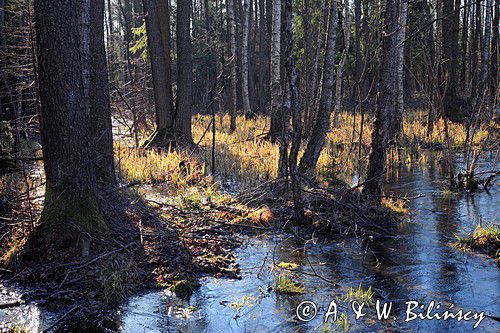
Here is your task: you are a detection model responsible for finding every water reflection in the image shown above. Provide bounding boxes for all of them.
[119,152,499,332]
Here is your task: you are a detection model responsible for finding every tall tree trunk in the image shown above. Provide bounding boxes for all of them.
[393,0,408,138]
[281,0,302,210]
[34,0,105,244]
[298,0,338,174]
[268,0,282,141]
[490,0,498,106]
[227,0,237,132]
[460,0,469,92]
[353,0,362,102]
[176,0,194,144]
[481,0,492,94]
[242,0,252,117]
[90,0,116,183]
[363,0,399,195]
[258,0,268,114]
[334,0,350,125]
[442,0,460,121]
[142,0,175,145]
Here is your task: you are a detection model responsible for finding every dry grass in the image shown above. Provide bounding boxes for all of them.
[117,111,488,190]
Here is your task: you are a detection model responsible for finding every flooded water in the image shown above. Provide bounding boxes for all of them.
[119,152,500,332]
[1,152,499,332]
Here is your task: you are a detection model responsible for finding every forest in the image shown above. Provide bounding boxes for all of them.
[0,0,498,331]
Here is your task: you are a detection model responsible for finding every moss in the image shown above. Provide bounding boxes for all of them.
[168,278,200,299]
[40,187,106,233]
[276,262,299,270]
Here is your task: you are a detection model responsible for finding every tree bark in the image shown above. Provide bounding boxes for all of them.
[363,0,399,195]
[441,0,461,121]
[242,0,252,118]
[268,0,282,142]
[142,0,175,145]
[34,0,105,240]
[393,0,408,139]
[490,0,498,106]
[90,0,116,184]
[298,0,338,174]
[227,0,237,133]
[176,0,194,144]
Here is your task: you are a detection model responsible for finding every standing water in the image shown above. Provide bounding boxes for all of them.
[118,152,500,332]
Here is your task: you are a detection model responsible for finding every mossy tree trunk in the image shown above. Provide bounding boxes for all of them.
[34,0,105,247]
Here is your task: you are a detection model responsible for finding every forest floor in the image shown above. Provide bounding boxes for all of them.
[0,110,498,330]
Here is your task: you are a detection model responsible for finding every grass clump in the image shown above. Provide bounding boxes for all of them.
[168,278,201,299]
[344,284,374,304]
[276,261,299,270]
[453,223,500,262]
[322,313,350,333]
[381,197,409,215]
[1,238,23,269]
[274,273,306,294]
[230,295,256,310]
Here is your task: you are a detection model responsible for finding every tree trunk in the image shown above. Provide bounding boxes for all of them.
[490,0,498,107]
[258,0,268,114]
[363,0,399,195]
[34,0,105,242]
[298,0,338,174]
[460,0,469,92]
[334,0,351,125]
[481,0,492,93]
[442,0,460,121]
[90,0,116,184]
[393,0,408,139]
[142,0,175,145]
[281,0,302,210]
[353,0,362,102]
[176,0,194,144]
[268,0,282,141]
[227,0,237,133]
[242,0,252,118]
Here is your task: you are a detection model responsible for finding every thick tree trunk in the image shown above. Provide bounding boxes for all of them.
[227,0,237,132]
[34,0,105,241]
[90,0,116,184]
[142,0,175,145]
[267,0,282,141]
[298,0,338,174]
[242,0,252,118]
[176,0,194,144]
[363,0,399,195]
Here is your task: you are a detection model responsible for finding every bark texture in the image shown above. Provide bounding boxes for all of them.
[298,0,338,174]
[176,0,194,144]
[35,0,105,235]
[142,0,175,144]
[363,0,399,195]
[268,0,282,141]
[90,0,116,183]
